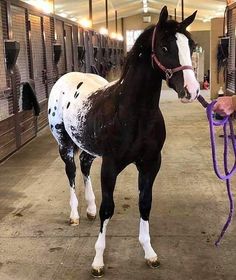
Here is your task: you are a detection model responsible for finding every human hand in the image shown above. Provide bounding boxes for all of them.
[213,96,235,116]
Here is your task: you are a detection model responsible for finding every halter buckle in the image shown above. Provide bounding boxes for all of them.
[165,69,173,80]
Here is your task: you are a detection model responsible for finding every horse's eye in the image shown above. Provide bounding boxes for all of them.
[162,47,168,53]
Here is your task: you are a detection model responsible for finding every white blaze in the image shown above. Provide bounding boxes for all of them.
[176,32,199,101]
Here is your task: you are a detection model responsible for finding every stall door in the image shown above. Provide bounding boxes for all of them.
[44,16,56,95]
[65,24,74,72]
[29,14,46,102]
[0,3,17,161]
[56,19,66,76]
[29,14,47,130]
[11,5,36,145]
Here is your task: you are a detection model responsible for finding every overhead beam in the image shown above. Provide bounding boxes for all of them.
[181,0,184,20]
[105,0,108,30]
[115,10,118,33]
[89,0,93,25]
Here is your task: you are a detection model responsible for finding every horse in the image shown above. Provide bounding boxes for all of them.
[48,6,199,278]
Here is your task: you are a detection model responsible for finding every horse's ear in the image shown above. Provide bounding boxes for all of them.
[158,6,168,26]
[180,11,197,29]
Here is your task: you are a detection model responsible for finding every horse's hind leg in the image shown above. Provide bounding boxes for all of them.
[79,151,96,220]
[59,140,79,226]
[91,157,119,278]
[136,154,162,268]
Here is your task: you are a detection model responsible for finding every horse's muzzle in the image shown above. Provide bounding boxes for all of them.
[181,86,199,103]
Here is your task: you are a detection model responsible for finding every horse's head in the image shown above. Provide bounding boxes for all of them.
[152,6,200,103]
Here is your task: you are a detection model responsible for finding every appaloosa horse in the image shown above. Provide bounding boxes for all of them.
[48,6,199,277]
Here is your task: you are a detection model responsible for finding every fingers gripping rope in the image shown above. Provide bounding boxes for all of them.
[197,95,235,246]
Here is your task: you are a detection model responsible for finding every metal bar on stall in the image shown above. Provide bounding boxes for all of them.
[115,10,118,33]
[181,0,184,20]
[105,0,108,30]
[89,0,93,26]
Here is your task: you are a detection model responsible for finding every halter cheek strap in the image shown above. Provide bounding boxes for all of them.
[151,25,194,81]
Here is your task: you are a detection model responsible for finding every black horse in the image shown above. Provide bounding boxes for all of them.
[48,6,199,277]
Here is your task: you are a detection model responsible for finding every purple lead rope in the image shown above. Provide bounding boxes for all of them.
[197,95,235,246]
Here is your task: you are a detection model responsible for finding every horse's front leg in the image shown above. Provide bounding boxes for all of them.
[136,154,162,268]
[91,157,118,278]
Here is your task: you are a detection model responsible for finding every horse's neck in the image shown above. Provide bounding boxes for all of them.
[121,59,163,111]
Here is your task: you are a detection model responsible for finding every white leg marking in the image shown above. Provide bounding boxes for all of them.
[139,218,157,260]
[83,175,96,216]
[69,187,79,220]
[92,219,109,268]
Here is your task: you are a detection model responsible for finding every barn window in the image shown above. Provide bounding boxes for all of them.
[126,30,143,52]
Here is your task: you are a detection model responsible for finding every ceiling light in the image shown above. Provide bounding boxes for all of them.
[99,27,108,35]
[117,34,124,41]
[26,0,53,14]
[144,7,148,13]
[79,18,92,28]
[110,32,117,39]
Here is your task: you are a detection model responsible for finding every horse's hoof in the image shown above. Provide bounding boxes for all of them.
[87,212,96,221]
[146,257,160,269]
[69,218,79,226]
[91,266,105,278]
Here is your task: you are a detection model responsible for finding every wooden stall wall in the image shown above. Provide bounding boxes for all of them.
[0,0,124,162]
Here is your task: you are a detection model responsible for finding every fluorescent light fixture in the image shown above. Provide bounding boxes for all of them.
[202,18,211,22]
[59,12,67,18]
[144,7,148,13]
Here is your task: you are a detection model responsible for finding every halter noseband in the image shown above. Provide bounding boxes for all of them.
[151,25,194,81]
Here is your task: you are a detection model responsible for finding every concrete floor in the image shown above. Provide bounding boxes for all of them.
[0,89,236,280]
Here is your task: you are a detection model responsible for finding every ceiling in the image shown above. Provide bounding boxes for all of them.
[53,0,227,24]
[22,0,227,24]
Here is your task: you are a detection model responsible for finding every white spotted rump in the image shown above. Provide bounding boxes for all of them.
[48,72,109,155]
